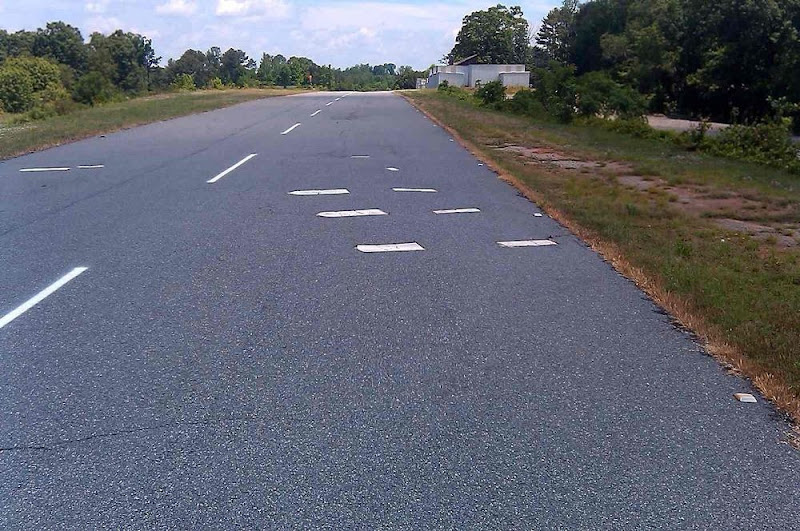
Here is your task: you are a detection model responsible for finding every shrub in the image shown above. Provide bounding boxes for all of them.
[206,77,224,90]
[706,120,800,173]
[171,73,196,91]
[436,80,473,102]
[4,57,62,92]
[506,89,547,117]
[575,71,646,120]
[72,72,115,105]
[0,66,35,113]
[534,62,577,122]
[437,80,450,91]
[476,80,506,105]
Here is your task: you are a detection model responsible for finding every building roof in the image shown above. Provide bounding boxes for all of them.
[453,54,479,66]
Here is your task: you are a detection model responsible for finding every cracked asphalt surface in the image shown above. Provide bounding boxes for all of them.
[1,92,799,528]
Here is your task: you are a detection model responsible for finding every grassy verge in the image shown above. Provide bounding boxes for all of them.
[0,88,304,160]
[403,90,800,427]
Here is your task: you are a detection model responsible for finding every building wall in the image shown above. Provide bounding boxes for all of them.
[498,72,531,87]
[427,72,466,88]
[467,65,523,87]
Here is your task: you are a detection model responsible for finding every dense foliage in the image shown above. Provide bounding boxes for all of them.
[0,20,425,120]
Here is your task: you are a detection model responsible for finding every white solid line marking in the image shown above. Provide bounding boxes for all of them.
[78,165,104,169]
[393,188,437,193]
[317,209,387,218]
[289,189,349,196]
[386,167,400,172]
[0,267,88,330]
[310,110,321,117]
[498,240,558,248]
[207,154,257,184]
[326,101,335,106]
[351,155,370,159]
[281,123,301,135]
[19,167,70,172]
[357,242,424,253]
[434,208,480,214]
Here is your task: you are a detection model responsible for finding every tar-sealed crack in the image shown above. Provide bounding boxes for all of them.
[0,415,254,453]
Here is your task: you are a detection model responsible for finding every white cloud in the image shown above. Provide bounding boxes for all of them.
[215,0,290,19]
[155,0,197,16]
[85,0,109,13]
[84,15,123,35]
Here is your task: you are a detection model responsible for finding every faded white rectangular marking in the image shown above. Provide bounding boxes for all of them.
[290,189,349,196]
[393,188,437,193]
[335,97,342,101]
[357,242,424,253]
[497,240,558,248]
[351,155,370,159]
[281,123,301,135]
[19,167,70,173]
[207,154,257,184]
[385,167,400,172]
[310,110,321,117]
[434,208,480,214]
[0,267,88,329]
[78,165,104,169]
[317,209,387,218]
[326,101,335,106]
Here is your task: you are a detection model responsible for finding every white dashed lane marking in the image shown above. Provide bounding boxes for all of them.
[290,189,350,196]
[433,208,480,214]
[19,167,70,172]
[281,123,301,135]
[207,154,257,184]
[357,243,424,253]
[326,101,335,106]
[78,165,104,169]
[393,188,437,193]
[0,267,88,330]
[317,209,387,218]
[310,110,321,117]
[351,155,370,159]
[386,167,400,172]
[497,240,558,248]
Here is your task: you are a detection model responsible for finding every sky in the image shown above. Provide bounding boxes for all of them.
[0,0,558,70]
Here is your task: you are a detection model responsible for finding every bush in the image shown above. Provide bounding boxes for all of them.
[476,80,506,105]
[437,79,450,91]
[171,73,196,91]
[534,62,577,122]
[0,66,35,113]
[575,71,646,120]
[72,72,115,105]
[4,57,62,92]
[506,89,547,117]
[206,77,224,90]
[436,80,473,102]
[706,120,800,172]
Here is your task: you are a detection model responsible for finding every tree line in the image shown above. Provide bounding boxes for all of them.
[447,1,800,124]
[0,21,425,118]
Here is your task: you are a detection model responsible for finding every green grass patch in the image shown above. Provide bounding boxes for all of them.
[404,90,800,417]
[0,88,303,160]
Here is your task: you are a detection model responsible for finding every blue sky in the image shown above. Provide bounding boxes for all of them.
[0,0,558,69]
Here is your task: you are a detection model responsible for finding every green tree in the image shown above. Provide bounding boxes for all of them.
[0,65,35,112]
[220,48,254,85]
[447,4,531,64]
[31,22,88,74]
[536,0,579,65]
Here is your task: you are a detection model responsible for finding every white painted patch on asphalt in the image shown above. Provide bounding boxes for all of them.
[534,213,544,217]
[289,189,349,196]
[78,165,104,169]
[335,97,342,101]
[317,209,387,218]
[310,110,321,117]
[386,167,400,172]
[357,242,424,253]
[0,267,88,330]
[351,155,370,159]
[734,393,757,403]
[498,240,558,248]
[393,188,437,193]
[19,167,70,172]
[326,101,335,106]
[434,208,481,214]
[281,123,301,135]
[207,153,257,184]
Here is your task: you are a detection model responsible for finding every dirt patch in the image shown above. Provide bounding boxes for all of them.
[495,144,633,173]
